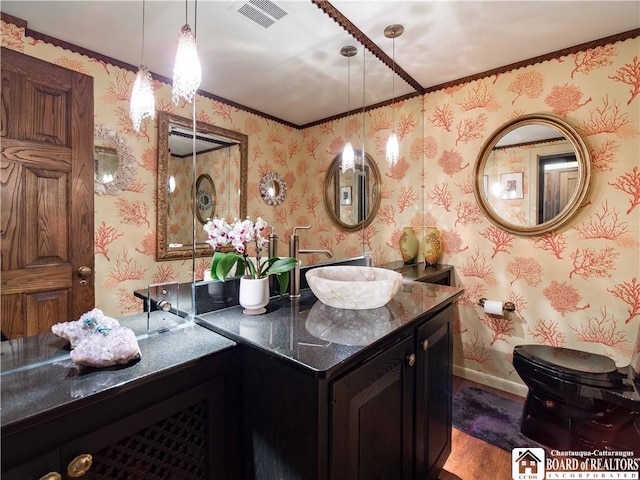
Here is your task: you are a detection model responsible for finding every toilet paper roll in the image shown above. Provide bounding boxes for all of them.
[483,300,503,315]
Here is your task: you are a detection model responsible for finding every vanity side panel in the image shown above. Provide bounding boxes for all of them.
[415,304,454,479]
[241,345,322,480]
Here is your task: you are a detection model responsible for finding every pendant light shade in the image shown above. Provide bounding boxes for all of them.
[129,0,155,132]
[172,23,201,104]
[386,131,399,166]
[342,141,355,173]
[384,24,404,167]
[130,65,155,132]
[172,1,201,105]
[340,45,357,173]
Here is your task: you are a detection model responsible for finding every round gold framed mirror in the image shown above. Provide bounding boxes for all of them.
[324,150,381,232]
[473,113,591,236]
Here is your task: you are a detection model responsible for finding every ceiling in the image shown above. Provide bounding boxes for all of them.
[2,1,639,127]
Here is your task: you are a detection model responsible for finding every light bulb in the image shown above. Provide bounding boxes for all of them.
[386,131,399,166]
[130,65,155,132]
[341,142,355,172]
[172,24,201,105]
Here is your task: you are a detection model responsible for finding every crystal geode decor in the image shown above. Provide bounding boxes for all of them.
[52,308,140,368]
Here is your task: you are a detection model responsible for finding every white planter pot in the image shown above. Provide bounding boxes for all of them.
[239,276,270,315]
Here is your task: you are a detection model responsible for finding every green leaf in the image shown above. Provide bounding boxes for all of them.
[276,271,290,297]
[214,253,244,282]
[268,257,298,275]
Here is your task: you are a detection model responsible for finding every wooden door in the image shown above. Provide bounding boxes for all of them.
[1,47,94,339]
[331,335,414,480]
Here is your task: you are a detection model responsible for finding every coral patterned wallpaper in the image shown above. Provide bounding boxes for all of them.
[2,18,638,393]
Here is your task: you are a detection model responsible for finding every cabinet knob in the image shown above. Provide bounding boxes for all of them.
[422,339,429,351]
[67,454,93,477]
[40,473,62,480]
[407,353,416,367]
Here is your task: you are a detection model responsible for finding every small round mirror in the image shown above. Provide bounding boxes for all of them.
[195,173,216,224]
[473,113,590,235]
[324,150,381,232]
[259,171,287,206]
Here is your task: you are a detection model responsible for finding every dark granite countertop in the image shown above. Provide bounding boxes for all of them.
[380,261,453,283]
[197,281,463,380]
[0,312,236,430]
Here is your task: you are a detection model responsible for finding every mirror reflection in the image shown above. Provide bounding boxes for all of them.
[157,111,248,260]
[324,150,381,232]
[473,113,590,235]
[195,174,216,225]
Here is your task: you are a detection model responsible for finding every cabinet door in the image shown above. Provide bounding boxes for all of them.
[2,450,60,480]
[330,335,414,480]
[415,305,453,479]
[60,379,228,480]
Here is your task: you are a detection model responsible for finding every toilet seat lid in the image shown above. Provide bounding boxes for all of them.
[515,345,617,374]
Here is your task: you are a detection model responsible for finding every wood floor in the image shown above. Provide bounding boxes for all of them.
[439,376,526,480]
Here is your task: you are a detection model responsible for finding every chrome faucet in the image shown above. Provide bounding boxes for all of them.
[289,225,332,298]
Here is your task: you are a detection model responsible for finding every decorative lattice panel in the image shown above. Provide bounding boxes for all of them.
[88,401,208,479]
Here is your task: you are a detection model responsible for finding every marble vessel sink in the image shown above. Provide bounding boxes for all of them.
[305,266,403,310]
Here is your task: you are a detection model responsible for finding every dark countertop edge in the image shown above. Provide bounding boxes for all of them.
[1,326,238,436]
[196,286,463,381]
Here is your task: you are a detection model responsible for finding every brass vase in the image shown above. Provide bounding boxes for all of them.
[422,227,443,267]
[399,226,419,265]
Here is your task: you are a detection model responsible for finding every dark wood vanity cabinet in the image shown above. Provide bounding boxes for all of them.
[331,304,453,480]
[331,335,415,480]
[242,303,454,480]
[2,349,242,480]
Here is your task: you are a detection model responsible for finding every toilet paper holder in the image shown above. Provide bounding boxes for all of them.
[478,297,516,312]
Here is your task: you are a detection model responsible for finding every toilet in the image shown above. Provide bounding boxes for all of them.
[513,344,640,451]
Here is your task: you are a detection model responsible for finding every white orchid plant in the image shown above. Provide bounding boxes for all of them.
[203,217,297,296]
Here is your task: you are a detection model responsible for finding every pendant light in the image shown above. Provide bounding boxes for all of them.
[172,0,201,105]
[384,24,404,167]
[129,0,155,132]
[341,45,357,173]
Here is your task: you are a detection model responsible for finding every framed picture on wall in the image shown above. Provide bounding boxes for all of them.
[340,186,352,205]
[500,172,523,199]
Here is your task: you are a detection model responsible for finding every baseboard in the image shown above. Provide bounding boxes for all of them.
[453,365,528,398]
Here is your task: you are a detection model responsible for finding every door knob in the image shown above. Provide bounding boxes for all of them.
[67,453,92,477]
[422,339,429,351]
[77,266,92,286]
[77,266,92,278]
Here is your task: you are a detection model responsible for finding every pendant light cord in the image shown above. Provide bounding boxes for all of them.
[391,35,395,130]
[141,0,146,64]
[347,55,351,114]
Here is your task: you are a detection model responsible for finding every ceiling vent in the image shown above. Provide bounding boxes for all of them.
[237,0,287,28]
